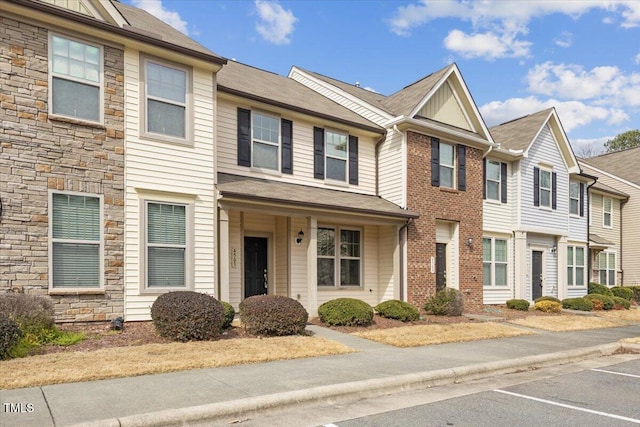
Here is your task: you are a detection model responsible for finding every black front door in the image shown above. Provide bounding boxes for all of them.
[532,250,543,300]
[244,237,268,298]
[436,243,447,291]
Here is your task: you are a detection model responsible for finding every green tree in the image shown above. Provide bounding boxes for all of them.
[604,130,640,153]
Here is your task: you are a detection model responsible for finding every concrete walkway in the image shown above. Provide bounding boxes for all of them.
[1,323,639,427]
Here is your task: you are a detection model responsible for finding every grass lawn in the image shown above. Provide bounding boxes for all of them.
[509,314,633,332]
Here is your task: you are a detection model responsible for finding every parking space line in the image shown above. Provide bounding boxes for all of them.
[591,368,640,379]
[493,390,640,424]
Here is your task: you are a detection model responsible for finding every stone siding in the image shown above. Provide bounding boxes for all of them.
[0,16,125,322]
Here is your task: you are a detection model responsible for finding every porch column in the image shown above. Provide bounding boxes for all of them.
[557,236,568,300]
[514,231,527,299]
[307,217,318,317]
[219,208,230,303]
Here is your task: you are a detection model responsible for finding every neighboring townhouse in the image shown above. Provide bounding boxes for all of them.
[1,0,226,322]
[580,147,640,286]
[291,64,495,310]
[215,61,418,315]
[484,108,590,304]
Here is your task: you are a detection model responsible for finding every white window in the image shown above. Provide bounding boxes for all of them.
[252,111,279,170]
[569,182,580,215]
[326,131,348,181]
[567,246,585,286]
[144,58,189,141]
[603,197,612,228]
[50,192,102,289]
[145,201,189,289]
[50,34,102,122]
[483,237,507,287]
[539,169,552,208]
[486,160,501,201]
[598,252,616,286]
[317,227,361,287]
[439,142,455,189]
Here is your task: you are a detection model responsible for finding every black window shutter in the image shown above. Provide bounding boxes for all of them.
[482,158,486,199]
[579,182,584,217]
[348,135,358,185]
[313,127,324,179]
[281,119,293,174]
[457,145,466,191]
[533,167,540,206]
[431,138,440,187]
[552,172,557,210]
[500,162,508,203]
[237,108,251,167]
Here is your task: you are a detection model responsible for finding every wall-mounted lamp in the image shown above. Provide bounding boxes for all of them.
[465,237,473,247]
[550,245,557,254]
[296,229,304,245]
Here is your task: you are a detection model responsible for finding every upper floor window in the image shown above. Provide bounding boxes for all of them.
[569,182,580,215]
[598,251,616,286]
[252,112,280,170]
[237,108,293,174]
[143,58,190,142]
[484,159,507,203]
[317,227,361,288]
[482,237,507,287]
[533,166,556,209]
[325,130,348,181]
[603,197,612,228]
[50,192,102,289]
[431,138,466,191]
[567,246,585,286]
[50,34,102,122]
[313,127,358,185]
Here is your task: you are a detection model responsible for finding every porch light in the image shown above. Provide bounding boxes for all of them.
[296,229,304,245]
[465,237,473,247]
[550,245,557,254]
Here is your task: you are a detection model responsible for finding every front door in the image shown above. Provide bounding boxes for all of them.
[531,250,543,300]
[436,243,447,291]
[244,237,268,298]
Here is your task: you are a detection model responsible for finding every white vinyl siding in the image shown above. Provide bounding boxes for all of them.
[377,128,405,206]
[49,33,102,122]
[483,160,513,234]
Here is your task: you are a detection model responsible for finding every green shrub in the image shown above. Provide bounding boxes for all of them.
[423,288,464,316]
[151,291,224,341]
[612,296,631,310]
[534,300,562,313]
[562,297,593,311]
[220,301,235,329]
[588,282,613,296]
[611,286,634,301]
[239,295,308,336]
[534,296,561,304]
[584,293,614,310]
[630,286,640,303]
[506,299,530,311]
[0,316,23,360]
[318,298,374,326]
[375,300,420,322]
[0,293,55,335]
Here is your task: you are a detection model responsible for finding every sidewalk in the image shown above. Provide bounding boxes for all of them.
[1,323,639,427]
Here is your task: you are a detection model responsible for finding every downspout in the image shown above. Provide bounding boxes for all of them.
[586,178,597,283]
[374,131,387,196]
[398,217,414,301]
[620,197,628,285]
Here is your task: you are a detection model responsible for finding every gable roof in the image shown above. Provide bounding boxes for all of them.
[382,65,453,117]
[580,147,640,186]
[217,61,383,133]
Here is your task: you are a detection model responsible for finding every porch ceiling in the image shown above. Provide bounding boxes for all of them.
[217,173,419,220]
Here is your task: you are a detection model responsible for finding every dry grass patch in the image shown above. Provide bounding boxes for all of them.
[0,336,353,390]
[596,309,640,323]
[352,322,533,347]
[620,337,640,344]
[510,315,629,332]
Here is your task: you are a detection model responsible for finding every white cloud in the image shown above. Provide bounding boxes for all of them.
[554,31,573,48]
[636,53,640,64]
[254,0,297,45]
[443,29,531,59]
[131,0,188,35]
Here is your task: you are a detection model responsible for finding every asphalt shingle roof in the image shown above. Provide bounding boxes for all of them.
[580,147,640,186]
[489,108,553,151]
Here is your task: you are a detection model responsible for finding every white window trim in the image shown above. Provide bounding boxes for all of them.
[603,197,613,229]
[439,142,456,189]
[567,245,586,287]
[485,159,501,201]
[483,236,509,288]
[598,250,616,287]
[317,225,363,289]
[140,198,194,294]
[140,55,193,145]
[539,168,552,209]
[48,190,104,292]
[569,181,580,217]
[325,129,349,183]
[48,32,104,124]
[250,110,281,173]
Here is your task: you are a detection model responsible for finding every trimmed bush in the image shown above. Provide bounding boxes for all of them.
[631,286,640,303]
[239,295,308,336]
[0,316,23,360]
[0,293,55,335]
[534,300,562,313]
[585,293,614,310]
[151,291,224,341]
[588,282,613,296]
[534,296,561,304]
[612,296,631,310]
[562,297,593,311]
[375,300,420,322]
[318,298,374,326]
[611,286,634,301]
[423,288,464,316]
[506,299,530,311]
[220,301,235,330]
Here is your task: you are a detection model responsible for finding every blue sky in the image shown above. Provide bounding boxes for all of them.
[126,0,640,155]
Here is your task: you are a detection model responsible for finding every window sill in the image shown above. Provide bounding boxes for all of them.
[140,132,193,147]
[323,179,350,188]
[482,286,511,289]
[484,198,504,205]
[140,287,191,295]
[439,187,459,194]
[49,114,105,129]
[569,214,582,219]
[318,286,364,291]
[49,289,105,296]
[250,167,282,177]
